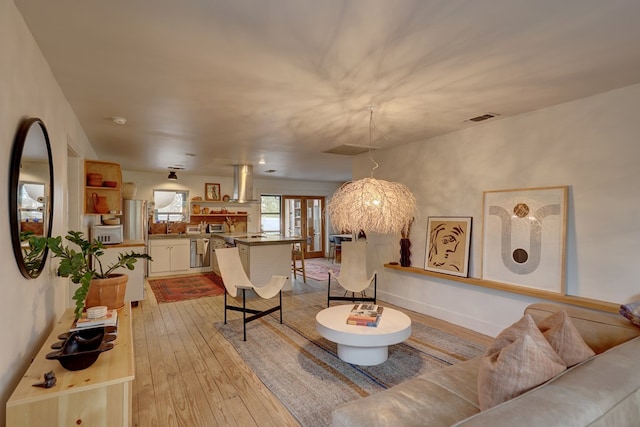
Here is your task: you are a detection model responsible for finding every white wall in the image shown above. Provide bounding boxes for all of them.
[360,83,640,337]
[0,0,97,421]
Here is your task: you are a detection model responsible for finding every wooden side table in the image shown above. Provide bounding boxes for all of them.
[6,305,134,427]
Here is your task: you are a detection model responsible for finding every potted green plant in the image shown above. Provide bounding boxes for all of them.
[34,230,152,318]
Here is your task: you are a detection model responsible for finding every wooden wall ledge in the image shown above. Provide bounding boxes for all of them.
[383,264,620,313]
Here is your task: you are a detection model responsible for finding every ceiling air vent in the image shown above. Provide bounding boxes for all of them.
[324,144,376,156]
[466,113,500,123]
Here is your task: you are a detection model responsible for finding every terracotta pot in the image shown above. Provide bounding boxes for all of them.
[87,173,103,186]
[92,192,110,214]
[85,274,128,311]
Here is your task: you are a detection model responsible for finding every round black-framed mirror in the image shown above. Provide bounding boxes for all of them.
[9,117,54,279]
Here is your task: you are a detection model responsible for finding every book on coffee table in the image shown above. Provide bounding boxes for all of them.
[346,303,383,327]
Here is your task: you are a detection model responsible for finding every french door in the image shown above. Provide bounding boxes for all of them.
[283,196,325,258]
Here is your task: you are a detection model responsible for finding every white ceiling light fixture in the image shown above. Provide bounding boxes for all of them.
[327,106,416,235]
[111,116,127,125]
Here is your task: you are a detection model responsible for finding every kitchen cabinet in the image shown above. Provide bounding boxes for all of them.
[148,238,190,276]
[84,160,122,215]
[95,243,147,302]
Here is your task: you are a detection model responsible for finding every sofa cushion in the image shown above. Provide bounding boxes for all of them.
[478,314,566,410]
[538,310,595,367]
[332,358,483,427]
[525,303,640,354]
[455,336,640,426]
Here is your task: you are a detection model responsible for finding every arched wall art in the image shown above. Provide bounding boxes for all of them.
[481,186,568,294]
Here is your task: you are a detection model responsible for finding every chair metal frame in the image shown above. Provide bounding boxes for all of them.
[216,247,288,341]
[327,240,377,307]
[327,274,376,306]
[224,288,282,341]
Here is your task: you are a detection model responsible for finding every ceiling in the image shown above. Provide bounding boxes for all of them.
[15,0,640,182]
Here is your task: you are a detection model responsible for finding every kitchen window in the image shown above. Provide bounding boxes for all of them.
[260,195,281,235]
[153,189,189,222]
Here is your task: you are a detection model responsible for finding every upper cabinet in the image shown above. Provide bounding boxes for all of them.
[84,160,122,215]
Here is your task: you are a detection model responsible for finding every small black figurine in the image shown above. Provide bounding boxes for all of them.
[32,370,57,388]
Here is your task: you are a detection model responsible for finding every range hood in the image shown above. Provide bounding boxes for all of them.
[230,164,258,203]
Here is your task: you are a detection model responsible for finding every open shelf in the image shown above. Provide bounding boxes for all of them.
[383,263,619,313]
[190,213,248,217]
[84,160,122,215]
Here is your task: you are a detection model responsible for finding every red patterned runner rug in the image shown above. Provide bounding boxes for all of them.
[300,258,340,282]
[148,273,226,303]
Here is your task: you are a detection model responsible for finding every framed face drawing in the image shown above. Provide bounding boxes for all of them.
[205,183,221,201]
[481,186,568,293]
[424,217,472,277]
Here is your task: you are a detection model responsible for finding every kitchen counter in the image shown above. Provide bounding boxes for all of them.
[149,232,305,246]
[214,233,305,246]
[148,233,207,239]
[102,239,146,248]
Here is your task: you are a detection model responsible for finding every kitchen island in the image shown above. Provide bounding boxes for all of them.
[212,233,305,291]
[148,232,304,290]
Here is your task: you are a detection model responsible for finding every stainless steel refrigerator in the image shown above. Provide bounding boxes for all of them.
[122,199,149,276]
[122,199,148,242]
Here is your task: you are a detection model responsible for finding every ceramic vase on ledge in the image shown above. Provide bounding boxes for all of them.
[400,238,411,267]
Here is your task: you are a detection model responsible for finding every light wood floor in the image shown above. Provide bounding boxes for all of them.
[131,271,493,427]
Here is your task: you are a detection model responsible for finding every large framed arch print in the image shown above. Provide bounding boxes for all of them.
[481,186,568,294]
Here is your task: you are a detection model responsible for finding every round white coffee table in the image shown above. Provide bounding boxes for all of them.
[315,304,412,366]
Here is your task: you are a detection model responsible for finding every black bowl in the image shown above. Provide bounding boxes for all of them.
[46,329,115,371]
[56,326,116,345]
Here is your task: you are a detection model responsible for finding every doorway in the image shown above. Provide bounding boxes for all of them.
[283,196,325,258]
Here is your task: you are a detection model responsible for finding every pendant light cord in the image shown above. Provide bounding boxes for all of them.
[369,108,379,178]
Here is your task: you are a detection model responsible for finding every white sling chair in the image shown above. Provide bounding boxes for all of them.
[215,247,288,341]
[327,240,377,307]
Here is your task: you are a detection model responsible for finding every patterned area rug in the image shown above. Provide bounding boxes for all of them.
[299,258,340,281]
[148,273,226,303]
[217,304,485,426]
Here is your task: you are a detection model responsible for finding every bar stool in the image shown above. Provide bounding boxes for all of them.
[291,243,306,282]
[332,236,344,264]
[328,235,336,261]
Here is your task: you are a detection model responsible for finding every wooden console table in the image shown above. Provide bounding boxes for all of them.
[6,305,134,427]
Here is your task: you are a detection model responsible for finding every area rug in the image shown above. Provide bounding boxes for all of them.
[299,259,340,281]
[148,273,226,303]
[216,304,485,426]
